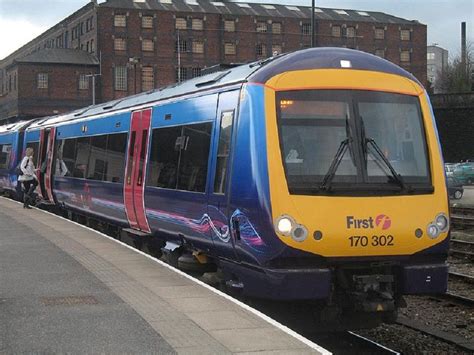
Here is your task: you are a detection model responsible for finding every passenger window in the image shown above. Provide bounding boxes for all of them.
[105,133,127,183]
[59,139,76,175]
[74,137,91,178]
[177,123,212,192]
[214,111,234,194]
[88,135,108,181]
[137,130,148,186]
[148,126,181,189]
[0,144,12,169]
[126,131,136,185]
[147,123,212,192]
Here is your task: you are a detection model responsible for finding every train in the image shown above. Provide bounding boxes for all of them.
[0,48,450,328]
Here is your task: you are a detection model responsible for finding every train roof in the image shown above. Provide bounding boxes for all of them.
[26,47,421,130]
[0,120,35,135]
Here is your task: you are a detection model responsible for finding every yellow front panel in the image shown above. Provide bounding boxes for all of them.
[264,69,449,257]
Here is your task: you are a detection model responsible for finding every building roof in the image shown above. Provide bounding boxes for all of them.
[101,0,421,25]
[14,49,99,66]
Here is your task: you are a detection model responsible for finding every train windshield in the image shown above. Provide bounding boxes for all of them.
[277,90,432,195]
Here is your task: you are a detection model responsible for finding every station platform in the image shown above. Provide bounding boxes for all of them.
[0,197,328,354]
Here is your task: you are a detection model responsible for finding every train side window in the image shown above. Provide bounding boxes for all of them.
[60,139,76,175]
[177,123,212,192]
[214,111,234,194]
[147,126,181,189]
[88,135,108,181]
[0,144,12,169]
[74,137,91,178]
[105,133,127,183]
[25,142,40,166]
[126,131,136,185]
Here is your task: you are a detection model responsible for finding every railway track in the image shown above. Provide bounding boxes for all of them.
[450,205,474,228]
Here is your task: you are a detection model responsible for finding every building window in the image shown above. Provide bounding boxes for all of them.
[331,25,341,37]
[400,29,411,41]
[192,67,201,78]
[142,39,154,52]
[256,43,266,57]
[142,16,153,29]
[114,38,126,51]
[272,22,282,34]
[224,42,236,55]
[224,20,235,32]
[375,49,385,58]
[79,74,89,90]
[114,14,126,27]
[176,18,187,30]
[400,50,410,62]
[374,28,385,40]
[346,26,356,38]
[427,52,435,60]
[192,40,204,54]
[90,39,94,53]
[256,21,267,33]
[114,66,127,91]
[175,40,188,52]
[301,23,311,35]
[37,73,48,89]
[192,18,203,30]
[176,67,187,82]
[272,44,282,55]
[142,67,154,91]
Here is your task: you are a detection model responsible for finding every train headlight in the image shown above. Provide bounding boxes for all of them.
[427,223,440,239]
[275,215,295,235]
[435,213,449,232]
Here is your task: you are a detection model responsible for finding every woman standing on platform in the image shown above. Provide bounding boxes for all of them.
[18,147,38,209]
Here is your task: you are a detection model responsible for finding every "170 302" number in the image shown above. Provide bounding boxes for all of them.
[349,235,394,247]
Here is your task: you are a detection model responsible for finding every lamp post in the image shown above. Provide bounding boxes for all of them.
[311,0,315,47]
[85,74,100,105]
[128,57,140,94]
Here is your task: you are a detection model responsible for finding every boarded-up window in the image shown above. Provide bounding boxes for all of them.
[142,39,154,52]
[375,28,385,40]
[224,42,236,55]
[272,22,282,34]
[176,18,187,30]
[142,67,154,91]
[400,29,411,41]
[114,15,126,27]
[400,50,410,62]
[192,40,204,53]
[224,20,235,32]
[114,38,126,51]
[192,18,203,30]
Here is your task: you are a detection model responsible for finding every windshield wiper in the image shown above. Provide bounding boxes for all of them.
[319,138,350,191]
[365,137,412,192]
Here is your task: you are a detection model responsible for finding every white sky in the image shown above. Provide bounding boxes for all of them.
[0,0,472,60]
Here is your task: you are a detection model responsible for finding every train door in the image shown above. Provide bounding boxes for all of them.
[124,108,152,233]
[207,90,239,259]
[37,127,56,202]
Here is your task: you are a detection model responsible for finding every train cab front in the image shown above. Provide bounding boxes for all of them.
[259,50,450,323]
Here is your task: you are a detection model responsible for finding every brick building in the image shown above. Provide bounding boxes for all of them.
[0,0,427,124]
